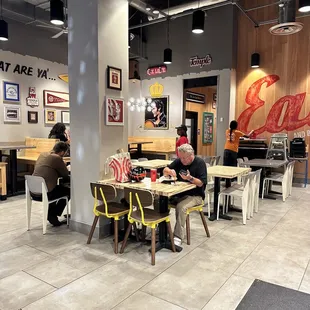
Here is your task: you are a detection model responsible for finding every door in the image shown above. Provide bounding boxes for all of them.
[185,111,198,154]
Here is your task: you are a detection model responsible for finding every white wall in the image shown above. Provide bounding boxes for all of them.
[0,50,68,142]
[128,68,234,159]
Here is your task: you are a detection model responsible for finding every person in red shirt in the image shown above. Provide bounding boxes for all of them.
[175,124,189,157]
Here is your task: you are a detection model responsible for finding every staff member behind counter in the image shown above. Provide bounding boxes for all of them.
[31,142,70,226]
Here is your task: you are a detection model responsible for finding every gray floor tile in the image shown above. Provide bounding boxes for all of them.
[0,271,55,310]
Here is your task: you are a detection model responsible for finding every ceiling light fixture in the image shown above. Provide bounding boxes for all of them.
[153,9,159,14]
[192,1,204,34]
[299,0,310,12]
[146,6,151,11]
[0,0,8,41]
[251,53,260,68]
[163,0,172,64]
[50,0,64,26]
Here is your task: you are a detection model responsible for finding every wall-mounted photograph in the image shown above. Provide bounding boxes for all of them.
[4,105,21,123]
[44,90,69,108]
[107,66,122,91]
[45,109,57,125]
[144,96,169,130]
[106,97,124,126]
[3,81,20,103]
[61,111,70,125]
[28,111,38,124]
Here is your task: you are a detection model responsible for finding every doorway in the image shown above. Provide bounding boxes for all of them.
[185,111,198,154]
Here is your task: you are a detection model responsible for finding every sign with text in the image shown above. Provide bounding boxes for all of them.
[147,65,167,76]
[185,91,205,104]
[0,61,56,80]
[26,87,39,108]
[189,55,212,68]
[44,90,69,108]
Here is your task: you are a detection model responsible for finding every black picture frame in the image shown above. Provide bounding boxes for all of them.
[107,66,122,91]
[28,111,38,124]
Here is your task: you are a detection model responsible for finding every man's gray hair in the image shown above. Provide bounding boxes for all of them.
[178,143,194,154]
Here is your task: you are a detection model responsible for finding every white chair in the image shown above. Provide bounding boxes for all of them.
[252,169,262,215]
[138,158,148,162]
[237,158,244,184]
[25,175,69,234]
[205,163,214,217]
[262,161,294,202]
[243,157,249,162]
[217,173,256,224]
[288,161,295,196]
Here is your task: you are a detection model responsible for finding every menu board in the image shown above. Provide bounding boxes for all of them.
[202,112,213,144]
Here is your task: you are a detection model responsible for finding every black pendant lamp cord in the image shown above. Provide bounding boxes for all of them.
[167,0,170,46]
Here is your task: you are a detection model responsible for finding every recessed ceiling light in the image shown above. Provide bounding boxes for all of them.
[153,9,159,14]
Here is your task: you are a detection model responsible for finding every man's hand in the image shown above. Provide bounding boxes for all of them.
[179,169,192,181]
[164,167,176,178]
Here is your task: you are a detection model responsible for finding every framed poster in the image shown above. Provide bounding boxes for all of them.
[45,109,57,125]
[44,90,69,108]
[28,111,38,124]
[4,105,20,123]
[3,81,20,103]
[61,111,70,125]
[106,97,124,126]
[107,66,122,91]
[144,96,169,130]
[202,112,213,144]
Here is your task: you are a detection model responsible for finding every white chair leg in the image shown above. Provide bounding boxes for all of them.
[26,182,32,231]
[207,193,211,218]
[262,179,266,199]
[43,201,48,235]
[282,183,286,202]
[242,199,247,225]
[217,194,221,220]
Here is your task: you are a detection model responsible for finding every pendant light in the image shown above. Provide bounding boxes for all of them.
[192,1,204,34]
[0,0,8,41]
[251,26,260,68]
[163,0,172,64]
[299,0,310,12]
[50,0,64,26]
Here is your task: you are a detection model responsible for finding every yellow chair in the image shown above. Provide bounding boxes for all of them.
[87,183,130,254]
[120,188,175,265]
[169,203,211,245]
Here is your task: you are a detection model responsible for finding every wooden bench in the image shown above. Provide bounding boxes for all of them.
[128,136,176,160]
[0,162,7,199]
[17,137,70,169]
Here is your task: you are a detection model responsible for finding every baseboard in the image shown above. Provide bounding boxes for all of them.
[69,218,113,238]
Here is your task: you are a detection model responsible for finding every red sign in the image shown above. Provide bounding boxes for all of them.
[238,75,309,135]
[147,65,167,76]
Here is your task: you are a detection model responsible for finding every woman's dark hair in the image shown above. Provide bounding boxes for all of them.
[178,128,187,137]
[48,122,66,138]
[229,120,238,142]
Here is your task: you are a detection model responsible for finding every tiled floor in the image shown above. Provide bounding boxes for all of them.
[1,185,310,310]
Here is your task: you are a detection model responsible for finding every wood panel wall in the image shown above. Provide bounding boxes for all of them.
[185,86,217,156]
[236,0,310,178]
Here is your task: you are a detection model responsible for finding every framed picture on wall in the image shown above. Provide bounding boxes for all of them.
[202,112,213,144]
[107,66,122,91]
[3,81,20,103]
[28,111,38,124]
[45,109,57,125]
[4,105,21,123]
[43,90,69,108]
[144,96,169,130]
[106,97,124,126]
[61,111,70,125]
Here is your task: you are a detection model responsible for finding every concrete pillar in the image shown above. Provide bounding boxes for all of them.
[68,0,128,236]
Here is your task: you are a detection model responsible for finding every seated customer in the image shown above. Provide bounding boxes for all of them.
[163,144,207,246]
[48,122,70,144]
[32,142,70,226]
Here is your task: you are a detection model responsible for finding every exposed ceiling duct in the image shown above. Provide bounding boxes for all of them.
[269,0,303,35]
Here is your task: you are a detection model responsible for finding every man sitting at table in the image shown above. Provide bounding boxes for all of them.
[31,141,70,226]
[163,144,207,246]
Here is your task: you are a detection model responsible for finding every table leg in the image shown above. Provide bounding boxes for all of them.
[152,196,182,253]
[137,144,142,158]
[10,149,18,195]
[207,177,232,221]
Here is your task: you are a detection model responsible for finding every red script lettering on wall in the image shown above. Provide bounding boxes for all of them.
[237,75,309,135]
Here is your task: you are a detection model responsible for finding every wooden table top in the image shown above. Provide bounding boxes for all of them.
[240,159,287,168]
[132,159,172,169]
[208,165,251,178]
[0,142,36,150]
[18,155,71,163]
[128,142,153,145]
[98,177,196,197]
